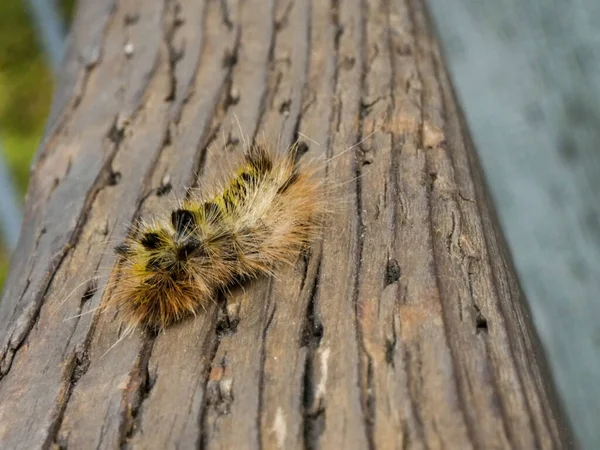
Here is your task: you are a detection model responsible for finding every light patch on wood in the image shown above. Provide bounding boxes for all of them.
[423,121,445,148]
[382,114,420,134]
[124,42,134,57]
[272,407,287,449]
[220,377,233,397]
[398,299,443,342]
[458,234,478,258]
[357,298,378,356]
[209,364,224,381]
[315,347,330,400]
[118,374,130,390]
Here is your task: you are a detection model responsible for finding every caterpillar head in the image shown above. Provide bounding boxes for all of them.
[111,208,220,330]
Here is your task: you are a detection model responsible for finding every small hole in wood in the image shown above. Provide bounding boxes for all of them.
[385,339,395,366]
[222,49,238,68]
[108,170,121,186]
[474,304,488,334]
[476,316,488,333]
[385,259,401,285]
[279,99,291,115]
[156,182,172,197]
[81,279,98,305]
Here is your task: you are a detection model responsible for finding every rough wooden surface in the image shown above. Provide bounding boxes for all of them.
[425,1,600,447]
[0,0,573,449]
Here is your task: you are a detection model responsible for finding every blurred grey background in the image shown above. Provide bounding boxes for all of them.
[427,0,600,447]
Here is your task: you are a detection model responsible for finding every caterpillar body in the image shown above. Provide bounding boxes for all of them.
[110,144,324,332]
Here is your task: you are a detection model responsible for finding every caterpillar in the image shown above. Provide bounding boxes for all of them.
[108,143,324,332]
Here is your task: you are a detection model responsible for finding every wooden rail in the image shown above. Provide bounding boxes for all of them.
[0,0,573,448]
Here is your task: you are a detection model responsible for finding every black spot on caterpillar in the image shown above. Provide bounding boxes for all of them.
[140,232,162,250]
[171,209,196,236]
[107,143,325,332]
[114,243,132,257]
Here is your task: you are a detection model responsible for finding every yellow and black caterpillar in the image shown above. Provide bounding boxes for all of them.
[109,144,323,332]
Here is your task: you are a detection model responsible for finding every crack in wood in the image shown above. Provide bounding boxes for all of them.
[301,260,324,449]
[187,22,242,187]
[164,0,186,102]
[219,0,235,30]
[256,301,277,450]
[46,107,176,446]
[48,38,191,444]
[473,304,488,334]
[0,114,129,381]
[351,4,380,449]
[46,348,92,450]
[35,1,118,169]
[118,338,156,447]
[402,340,427,445]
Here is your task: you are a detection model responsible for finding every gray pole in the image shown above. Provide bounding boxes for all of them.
[25,0,66,75]
[0,146,23,250]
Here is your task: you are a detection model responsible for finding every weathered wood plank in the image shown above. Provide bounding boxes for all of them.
[0,0,573,448]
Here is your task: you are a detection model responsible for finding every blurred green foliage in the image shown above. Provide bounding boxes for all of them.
[0,0,75,291]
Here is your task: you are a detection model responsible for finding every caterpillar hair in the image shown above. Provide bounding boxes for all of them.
[106,142,325,332]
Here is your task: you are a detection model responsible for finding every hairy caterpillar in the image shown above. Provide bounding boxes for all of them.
[108,143,324,332]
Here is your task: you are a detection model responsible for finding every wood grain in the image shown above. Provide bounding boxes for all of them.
[0,0,574,448]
